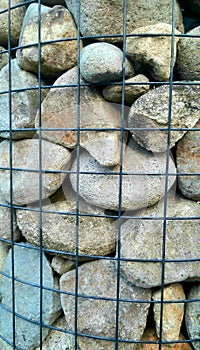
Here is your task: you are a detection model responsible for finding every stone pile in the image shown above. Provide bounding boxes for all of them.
[0,1,200,350]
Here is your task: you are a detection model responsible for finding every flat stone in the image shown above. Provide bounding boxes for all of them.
[0,59,48,139]
[119,195,200,288]
[0,244,62,350]
[70,138,176,211]
[102,74,150,105]
[60,259,152,350]
[177,26,200,80]
[128,84,200,153]
[51,256,76,275]
[0,0,26,47]
[0,139,71,205]
[0,46,8,70]
[176,119,200,201]
[126,23,181,81]
[65,0,183,43]
[16,183,117,258]
[185,284,200,350]
[35,67,124,167]
[80,42,134,83]
[17,4,83,76]
[153,283,185,343]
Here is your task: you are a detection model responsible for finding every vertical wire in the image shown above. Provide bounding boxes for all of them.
[158,1,176,349]
[115,1,127,349]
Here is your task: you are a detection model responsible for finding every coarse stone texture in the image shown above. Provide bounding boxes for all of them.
[80,42,134,83]
[17,4,83,76]
[34,316,78,350]
[0,241,9,297]
[102,75,150,106]
[153,283,185,344]
[126,23,181,81]
[128,84,200,153]
[177,26,200,81]
[0,244,62,350]
[0,196,20,241]
[16,183,117,257]
[51,256,76,275]
[0,46,8,70]
[35,67,124,167]
[0,139,71,205]
[0,59,48,139]
[65,0,183,43]
[0,0,26,47]
[185,284,200,350]
[176,119,200,201]
[70,138,176,211]
[119,195,200,288]
[60,259,152,350]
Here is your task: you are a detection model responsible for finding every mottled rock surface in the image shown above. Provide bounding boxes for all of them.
[60,259,152,350]
[0,244,62,350]
[0,46,8,70]
[0,196,20,241]
[0,241,9,295]
[0,139,71,205]
[65,0,183,42]
[126,23,181,81]
[185,284,200,350]
[153,283,185,343]
[0,59,48,139]
[128,84,200,152]
[177,26,200,80]
[80,42,134,83]
[17,4,82,76]
[176,120,200,201]
[119,195,200,288]
[70,138,176,211]
[102,75,150,105]
[51,256,76,275]
[35,67,124,167]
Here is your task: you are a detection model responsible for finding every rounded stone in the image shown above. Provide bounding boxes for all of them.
[185,284,200,350]
[0,46,8,70]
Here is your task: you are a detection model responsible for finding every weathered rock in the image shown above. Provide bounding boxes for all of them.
[128,84,200,153]
[16,183,117,257]
[0,46,8,70]
[177,26,200,81]
[0,244,62,350]
[153,283,185,344]
[60,259,152,350]
[70,138,176,211]
[0,0,26,47]
[35,67,125,167]
[126,23,181,81]
[119,195,200,288]
[176,119,200,201]
[0,59,48,139]
[185,284,200,350]
[0,241,9,294]
[80,42,134,83]
[65,0,183,43]
[0,196,20,241]
[51,256,76,275]
[0,139,71,205]
[102,74,150,105]
[17,4,83,76]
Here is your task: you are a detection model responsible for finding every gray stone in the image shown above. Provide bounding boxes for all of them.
[16,183,117,257]
[102,74,150,106]
[51,256,75,275]
[177,26,200,80]
[153,283,185,344]
[185,284,200,350]
[0,195,20,241]
[128,84,200,153]
[176,119,200,201]
[80,42,134,83]
[17,4,83,76]
[0,46,8,71]
[0,59,48,139]
[0,244,62,350]
[119,195,200,288]
[70,138,176,211]
[0,0,26,47]
[65,0,183,43]
[35,67,125,167]
[0,139,71,205]
[0,241,9,296]
[126,23,181,81]
[60,259,152,350]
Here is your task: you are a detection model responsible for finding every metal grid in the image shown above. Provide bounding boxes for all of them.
[0,0,199,349]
